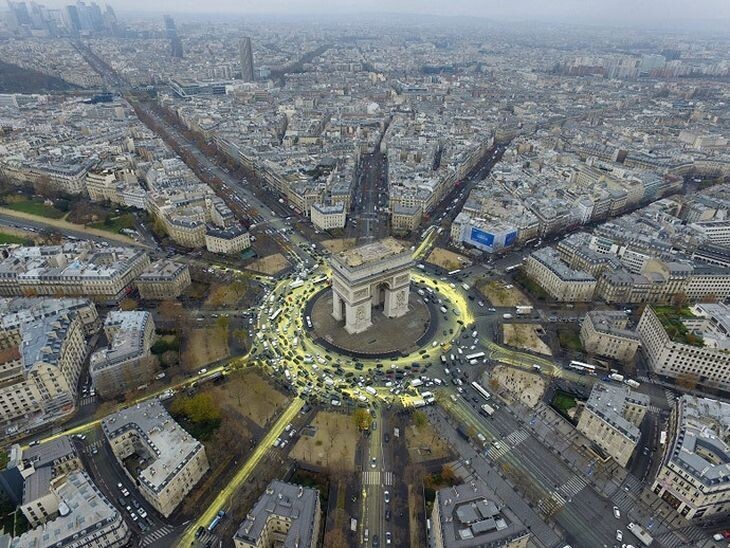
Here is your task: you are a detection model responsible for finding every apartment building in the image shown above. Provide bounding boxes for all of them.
[0,243,150,302]
[0,311,86,433]
[3,471,130,548]
[637,304,730,391]
[89,311,156,398]
[102,400,209,517]
[577,382,649,467]
[430,481,530,548]
[0,297,100,336]
[390,204,421,235]
[205,225,251,254]
[651,396,730,521]
[580,311,641,364]
[310,202,347,231]
[136,260,191,300]
[524,247,597,302]
[233,480,321,548]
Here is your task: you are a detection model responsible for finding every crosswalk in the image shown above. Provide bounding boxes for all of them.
[655,523,708,548]
[141,525,174,546]
[612,476,643,513]
[558,476,586,500]
[485,429,528,461]
[664,388,677,407]
[362,470,393,486]
[79,396,96,407]
[647,404,662,414]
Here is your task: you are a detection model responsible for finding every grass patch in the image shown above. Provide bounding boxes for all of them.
[0,232,31,245]
[558,328,583,352]
[551,390,578,417]
[653,306,704,347]
[170,393,222,441]
[151,335,179,355]
[88,213,136,234]
[4,199,64,219]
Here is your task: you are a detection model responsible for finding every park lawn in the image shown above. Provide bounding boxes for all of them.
[290,411,360,472]
[476,279,530,307]
[0,232,32,245]
[503,323,552,355]
[181,326,229,371]
[426,247,471,271]
[4,199,65,219]
[205,369,288,428]
[88,213,136,234]
[558,328,583,352]
[405,419,452,463]
[204,281,248,308]
[552,390,578,416]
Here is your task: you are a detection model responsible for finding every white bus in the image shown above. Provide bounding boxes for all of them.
[312,275,328,285]
[471,381,491,401]
[448,269,462,275]
[270,308,283,322]
[504,263,522,272]
[568,360,596,374]
[466,352,485,361]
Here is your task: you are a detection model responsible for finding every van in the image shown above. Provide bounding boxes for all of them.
[364,529,369,543]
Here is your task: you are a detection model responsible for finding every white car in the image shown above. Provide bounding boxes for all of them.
[613,506,621,519]
[616,530,623,542]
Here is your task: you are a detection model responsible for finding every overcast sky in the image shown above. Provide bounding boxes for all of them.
[36,0,730,27]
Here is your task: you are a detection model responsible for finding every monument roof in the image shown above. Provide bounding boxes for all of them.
[335,238,406,268]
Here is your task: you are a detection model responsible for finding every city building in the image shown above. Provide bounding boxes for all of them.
[430,480,530,548]
[390,204,422,235]
[205,225,251,254]
[1,471,130,548]
[577,382,649,467]
[101,400,209,517]
[652,396,730,521]
[135,259,191,299]
[240,37,254,82]
[524,247,597,302]
[0,243,150,302]
[233,480,321,548]
[329,238,413,334]
[89,311,157,398]
[0,309,87,435]
[637,304,730,392]
[310,202,346,231]
[579,311,641,364]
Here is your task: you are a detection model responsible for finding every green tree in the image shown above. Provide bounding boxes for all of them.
[412,410,427,429]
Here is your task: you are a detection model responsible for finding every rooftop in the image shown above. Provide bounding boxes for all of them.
[234,480,319,547]
[585,382,649,442]
[101,400,203,495]
[334,237,407,268]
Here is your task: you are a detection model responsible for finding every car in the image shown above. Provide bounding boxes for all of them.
[372,534,380,547]
[139,509,148,519]
[723,530,730,539]
[385,532,392,544]
[117,483,123,490]
[616,530,623,542]
[371,457,377,469]
[121,489,130,497]
[384,490,390,503]
[132,499,140,509]
[384,433,390,443]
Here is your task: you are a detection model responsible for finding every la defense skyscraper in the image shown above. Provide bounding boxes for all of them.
[240,37,254,82]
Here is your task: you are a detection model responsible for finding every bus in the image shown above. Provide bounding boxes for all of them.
[270,308,283,322]
[208,510,225,531]
[465,352,485,361]
[312,275,328,285]
[504,263,522,272]
[480,403,495,416]
[660,431,667,445]
[448,269,462,275]
[471,381,491,401]
[568,360,596,374]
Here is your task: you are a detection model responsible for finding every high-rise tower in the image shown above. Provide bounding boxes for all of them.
[239,37,254,82]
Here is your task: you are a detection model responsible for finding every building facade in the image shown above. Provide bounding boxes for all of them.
[310,202,346,231]
[136,260,191,299]
[580,310,641,364]
[577,382,648,467]
[524,248,597,302]
[651,396,730,521]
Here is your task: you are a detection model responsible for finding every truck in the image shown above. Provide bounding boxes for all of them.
[515,305,533,315]
[625,379,641,389]
[627,522,653,546]
[609,373,625,383]
[290,279,304,289]
[365,386,377,396]
[410,379,424,388]
[480,403,495,416]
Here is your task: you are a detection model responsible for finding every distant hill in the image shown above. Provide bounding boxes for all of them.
[0,60,79,94]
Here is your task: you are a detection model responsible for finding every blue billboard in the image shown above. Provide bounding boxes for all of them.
[470,227,495,249]
[504,231,517,247]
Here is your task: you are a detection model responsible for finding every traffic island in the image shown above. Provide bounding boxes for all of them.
[308,289,433,357]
